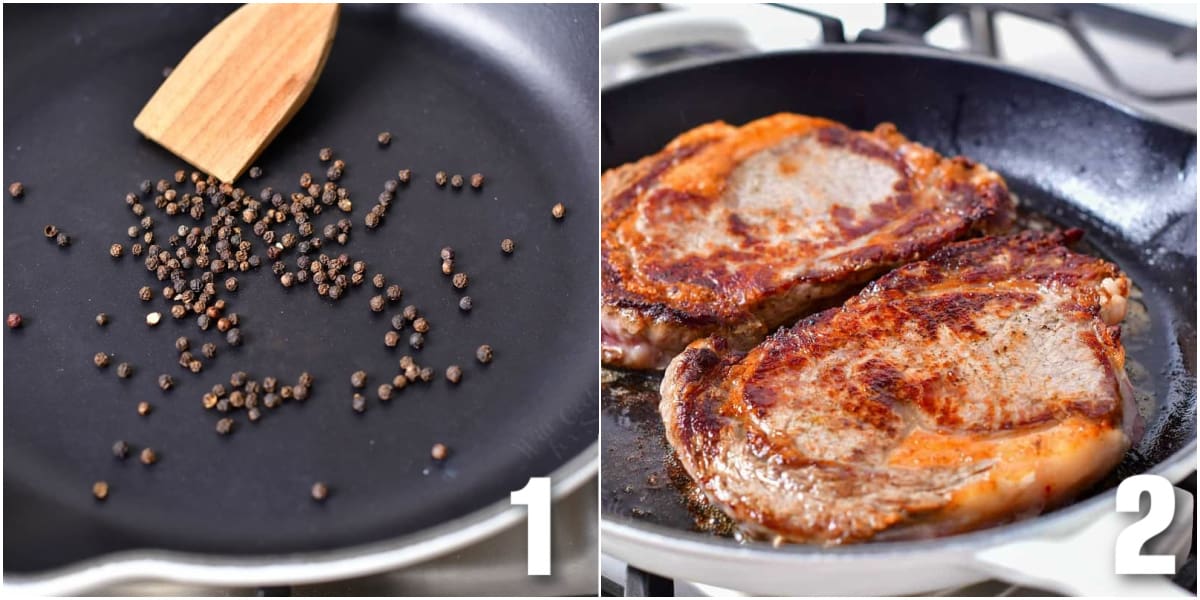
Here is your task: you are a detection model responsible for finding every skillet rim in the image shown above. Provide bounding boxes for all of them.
[599,44,1198,555]
[601,44,1199,136]
[4,446,597,593]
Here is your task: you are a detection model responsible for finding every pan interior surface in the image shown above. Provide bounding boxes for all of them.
[600,49,1196,546]
[4,4,597,573]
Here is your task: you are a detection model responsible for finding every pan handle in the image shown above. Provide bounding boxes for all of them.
[970,486,1194,596]
[600,11,759,86]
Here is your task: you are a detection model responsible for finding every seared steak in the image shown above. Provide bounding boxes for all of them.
[602,113,1016,369]
[661,231,1134,544]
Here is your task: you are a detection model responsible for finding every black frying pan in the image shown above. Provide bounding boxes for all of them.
[4,3,597,581]
[600,46,1196,593]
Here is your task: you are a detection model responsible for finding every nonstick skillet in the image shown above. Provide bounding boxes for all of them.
[3,3,597,591]
[600,15,1196,597]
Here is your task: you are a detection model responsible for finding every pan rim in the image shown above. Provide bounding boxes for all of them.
[599,43,1197,562]
[601,44,1198,137]
[4,445,597,594]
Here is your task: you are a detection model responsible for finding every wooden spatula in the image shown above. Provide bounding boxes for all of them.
[134,3,339,183]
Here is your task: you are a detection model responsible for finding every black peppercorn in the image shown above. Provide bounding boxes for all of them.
[158,374,174,391]
[459,296,473,311]
[352,393,366,413]
[116,362,133,378]
[385,284,402,302]
[312,481,329,501]
[404,364,421,382]
[201,342,217,359]
[377,383,393,401]
[452,272,468,289]
[450,174,464,188]
[112,440,129,459]
[384,331,400,347]
[350,370,367,388]
[476,344,493,364]
[369,295,385,312]
[403,304,418,321]
[397,169,412,184]
[248,166,263,179]
[419,367,434,382]
[409,332,424,350]
[391,314,406,330]
[226,327,242,346]
[216,417,234,435]
[445,365,462,384]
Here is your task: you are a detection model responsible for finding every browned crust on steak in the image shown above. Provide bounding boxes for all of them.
[601,113,1016,369]
[661,231,1133,544]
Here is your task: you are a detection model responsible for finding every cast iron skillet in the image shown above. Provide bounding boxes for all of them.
[3,2,597,585]
[601,47,1196,593]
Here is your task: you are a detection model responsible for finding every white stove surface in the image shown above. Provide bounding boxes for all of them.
[605,3,1196,130]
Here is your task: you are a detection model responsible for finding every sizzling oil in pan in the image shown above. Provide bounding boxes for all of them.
[601,206,1165,542]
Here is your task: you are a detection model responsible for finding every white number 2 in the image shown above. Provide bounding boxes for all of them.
[511,477,551,576]
[1114,474,1175,574]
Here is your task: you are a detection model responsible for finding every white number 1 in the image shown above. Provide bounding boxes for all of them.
[511,477,551,576]
[1114,474,1175,574]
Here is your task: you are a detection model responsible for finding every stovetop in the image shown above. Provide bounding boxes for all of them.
[602,3,1196,129]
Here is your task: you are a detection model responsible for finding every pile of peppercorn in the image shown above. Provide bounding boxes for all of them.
[10,129,567,504]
